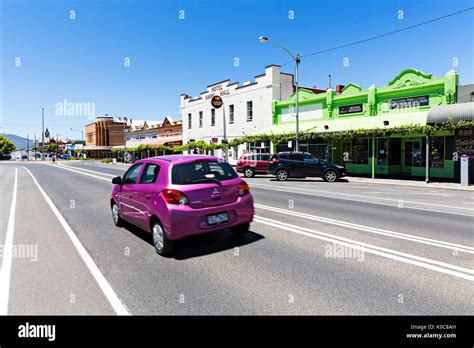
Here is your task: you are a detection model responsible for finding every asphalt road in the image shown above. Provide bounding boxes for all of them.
[0,160,473,315]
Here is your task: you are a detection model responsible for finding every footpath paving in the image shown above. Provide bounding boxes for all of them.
[345,176,474,192]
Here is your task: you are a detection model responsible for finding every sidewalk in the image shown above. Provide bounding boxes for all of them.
[345,176,474,192]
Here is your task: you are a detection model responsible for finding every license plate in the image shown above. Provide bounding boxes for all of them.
[207,212,229,225]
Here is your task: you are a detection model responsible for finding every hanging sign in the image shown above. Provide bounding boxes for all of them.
[211,95,223,109]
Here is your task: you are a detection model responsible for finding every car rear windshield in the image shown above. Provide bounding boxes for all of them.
[172,161,238,185]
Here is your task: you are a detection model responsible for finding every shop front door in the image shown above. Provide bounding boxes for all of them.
[403,139,423,174]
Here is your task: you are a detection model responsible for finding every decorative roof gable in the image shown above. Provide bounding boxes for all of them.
[387,68,433,89]
[341,83,362,95]
[288,88,319,102]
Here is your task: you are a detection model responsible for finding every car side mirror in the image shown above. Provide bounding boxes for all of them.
[112,176,122,185]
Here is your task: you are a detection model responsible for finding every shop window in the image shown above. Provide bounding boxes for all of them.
[211,109,215,126]
[352,138,369,164]
[248,141,270,153]
[377,139,388,165]
[277,143,290,153]
[388,138,401,165]
[308,144,329,160]
[342,141,351,162]
[187,113,192,129]
[445,136,454,160]
[199,111,203,128]
[430,136,445,168]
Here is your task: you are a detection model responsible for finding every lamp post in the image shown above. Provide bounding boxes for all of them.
[259,36,301,152]
[41,108,45,161]
[69,128,84,144]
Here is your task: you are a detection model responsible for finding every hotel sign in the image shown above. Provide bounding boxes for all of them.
[205,83,230,100]
[390,95,429,109]
[339,103,363,115]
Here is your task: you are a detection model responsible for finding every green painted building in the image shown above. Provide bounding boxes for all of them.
[263,69,474,182]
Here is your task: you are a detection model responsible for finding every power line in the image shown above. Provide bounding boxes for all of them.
[301,7,474,58]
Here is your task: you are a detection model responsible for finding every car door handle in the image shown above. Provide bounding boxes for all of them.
[129,196,133,199]
[145,195,151,200]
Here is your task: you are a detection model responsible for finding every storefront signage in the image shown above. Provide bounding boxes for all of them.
[339,104,363,115]
[205,84,230,100]
[389,95,429,109]
[455,129,474,156]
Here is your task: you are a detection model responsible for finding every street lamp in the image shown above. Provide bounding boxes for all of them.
[69,128,84,144]
[259,36,301,152]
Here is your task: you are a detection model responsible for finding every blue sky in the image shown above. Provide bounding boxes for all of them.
[1,0,473,140]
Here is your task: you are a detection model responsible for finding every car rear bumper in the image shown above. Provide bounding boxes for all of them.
[163,194,255,240]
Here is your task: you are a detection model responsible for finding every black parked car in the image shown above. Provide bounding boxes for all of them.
[0,153,12,160]
[268,152,346,182]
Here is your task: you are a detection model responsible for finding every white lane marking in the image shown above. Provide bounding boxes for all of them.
[255,204,474,253]
[249,183,474,217]
[22,167,130,315]
[57,163,116,177]
[0,167,18,314]
[361,191,450,197]
[51,163,112,181]
[253,216,474,281]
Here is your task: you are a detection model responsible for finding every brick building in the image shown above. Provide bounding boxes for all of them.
[84,116,127,158]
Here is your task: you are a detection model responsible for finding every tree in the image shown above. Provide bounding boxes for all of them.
[0,135,16,155]
[47,143,59,153]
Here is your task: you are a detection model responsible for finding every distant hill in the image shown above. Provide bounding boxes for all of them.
[2,134,35,150]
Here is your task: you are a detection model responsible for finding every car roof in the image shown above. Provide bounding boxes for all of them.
[137,154,220,165]
[242,152,270,156]
[277,151,311,155]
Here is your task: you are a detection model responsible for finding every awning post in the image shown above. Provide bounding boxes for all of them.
[371,135,375,180]
[425,134,430,183]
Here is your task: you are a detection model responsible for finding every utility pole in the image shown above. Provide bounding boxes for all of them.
[328,74,332,89]
[26,134,29,161]
[41,108,45,161]
[34,134,37,160]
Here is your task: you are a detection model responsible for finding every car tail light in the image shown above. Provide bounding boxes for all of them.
[270,158,280,163]
[161,189,189,205]
[238,181,250,196]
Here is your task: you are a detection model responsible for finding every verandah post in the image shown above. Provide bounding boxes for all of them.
[372,135,375,180]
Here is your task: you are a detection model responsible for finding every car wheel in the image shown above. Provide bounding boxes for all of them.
[243,167,255,178]
[111,202,124,227]
[151,220,174,256]
[323,170,339,182]
[276,169,288,181]
[232,223,250,237]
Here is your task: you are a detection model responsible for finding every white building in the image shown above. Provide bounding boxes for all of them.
[180,65,294,162]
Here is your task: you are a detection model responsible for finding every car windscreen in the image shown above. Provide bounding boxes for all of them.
[172,161,238,185]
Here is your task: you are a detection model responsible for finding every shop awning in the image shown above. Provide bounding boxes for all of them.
[427,102,474,123]
[257,111,428,135]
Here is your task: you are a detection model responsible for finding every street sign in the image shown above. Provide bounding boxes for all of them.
[211,95,223,109]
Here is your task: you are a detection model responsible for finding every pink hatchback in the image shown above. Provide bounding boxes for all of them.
[110,155,254,255]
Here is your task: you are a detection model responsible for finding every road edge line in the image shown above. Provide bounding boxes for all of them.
[0,167,18,315]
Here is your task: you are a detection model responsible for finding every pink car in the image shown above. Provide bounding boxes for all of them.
[110,155,254,255]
